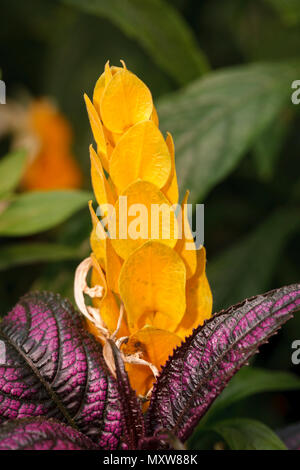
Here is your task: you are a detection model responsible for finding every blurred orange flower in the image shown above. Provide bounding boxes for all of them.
[0,98,82,190]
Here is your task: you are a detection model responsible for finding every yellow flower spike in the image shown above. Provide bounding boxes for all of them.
[99,129,115,163]
[112,180,178,260]
[88,200,106,269]
[105,236,123,294]
[175,190,197,279]
[122,363,154,399]
[107,175,118,199]
[175,247,212,339]
[119,241,186,333]
[93,74,106,117]
[105,127,123,148]
[109,120,171,193]
[78,61,213,399]
[93,65,122,115]
[162,132,179,205]
[122,326,182,397]
[90,255,129,339]
[120,59,127,69]
[84,94,107,159]
[151,106,159,127]
[90,145,116,214]
[100,69,153,133]
[96,148,110,174]
[104,60,113,86]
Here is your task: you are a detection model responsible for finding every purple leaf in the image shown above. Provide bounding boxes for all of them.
[0,417,97,450]
[277,422,300,450]
[147,284,300,442]
[0,291,122,449]
[137,432,182,450]
[108,340,145,449]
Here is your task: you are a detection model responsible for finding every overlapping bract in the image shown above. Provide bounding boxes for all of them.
[84,61,212,396]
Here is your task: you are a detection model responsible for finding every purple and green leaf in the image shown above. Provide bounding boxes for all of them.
[147,284,300,442]
[0,283,300,450]
[0,417,97,450]
[0,292,122,449]
[108,340,145,449]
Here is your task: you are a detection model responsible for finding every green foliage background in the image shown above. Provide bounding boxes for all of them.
[0,0,300,449]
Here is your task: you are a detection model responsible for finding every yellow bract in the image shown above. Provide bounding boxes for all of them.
[123,326,181,368]
[176,247,212,339]
[122,326,182,396]
[89,255,129,339]
[105,237,123,294]
[175,190,197,279]
[112,180,178,260]
[88,201,106,269]
[119,241,186,333]
[109,120,171,192]
[84,94,107,158]
[90,146,116,212]
[151,106,159,127]
[93,64,122,115]
[163,132,179,205]
[100,69,153,133]
[82,61,213,399]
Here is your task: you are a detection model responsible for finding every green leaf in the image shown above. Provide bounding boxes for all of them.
[265,0,300,26]
[158,61,299,202]
[202,367,300,425]
[0,242,84,271]
[211,418,287,450]
[208,207,300,312]
[189,366,300,448]
[253,110,291,181]
[0,190,91,236]
[0,150,27,199]
[63,0,209,85]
